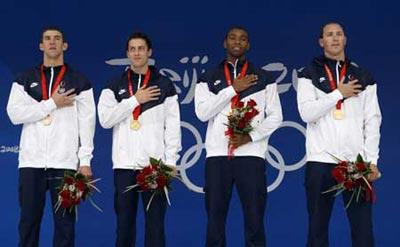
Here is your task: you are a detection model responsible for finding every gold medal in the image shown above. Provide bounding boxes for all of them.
[333,109,344,120]
[130,119,141,130]
[42,115,52,126]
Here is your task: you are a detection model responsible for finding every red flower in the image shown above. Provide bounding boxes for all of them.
[237,119,247,129]
[246,99,257,108]
[137,173,146,185]
[236,101,245,108]
[225,128,233,137]
[156,175,167,188]
[61,198,73,209]
[344,180,354,190]
[60,190,71,199]
[332,168,345,183]
[142,166,154,175]
[75,181,87,192]
[244,111,253,121]
[338,161,349,167]
[337,166,347,173]
[356,162,367,172]
[250,109,259,118]
[64,177,74,185]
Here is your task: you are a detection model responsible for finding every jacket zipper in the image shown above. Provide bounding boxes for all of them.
[335,61,341,156]
[44,67,55,170]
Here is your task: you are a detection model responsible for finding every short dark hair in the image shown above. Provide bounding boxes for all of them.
[126,32,152,51]
[224,26,249,40]
[40,26,66,43]
[319,22,345,38]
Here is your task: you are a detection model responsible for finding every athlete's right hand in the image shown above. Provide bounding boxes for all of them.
[337,77,362,98]
[232,74,258,93]
[135,85,161,104]
[52,87,76,108]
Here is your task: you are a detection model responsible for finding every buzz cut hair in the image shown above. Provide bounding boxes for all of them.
[319,22,345,38]
[126,32,152,51]
[225,26,249,40]
[40,26,66,43]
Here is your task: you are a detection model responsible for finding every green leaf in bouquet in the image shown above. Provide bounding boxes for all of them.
[64,170,75,177]
[75,173,86,180]
[149,157,160,165]
[326,152,343,163]
[345,190,356,209]
[322,184,343,194]
[334,188,345,197]
[356,154,364,163]
[161,165,174,173]
[356,186,362,203]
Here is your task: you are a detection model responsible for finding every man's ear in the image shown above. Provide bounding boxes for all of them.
[318,38,324,48]
[63,42,68,51]
[39,42,44,51]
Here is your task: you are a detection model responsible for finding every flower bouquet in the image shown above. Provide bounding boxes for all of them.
[225,99,259,158]
[323,154,376,208]
[125,157,180,211]
[55,171,102,219]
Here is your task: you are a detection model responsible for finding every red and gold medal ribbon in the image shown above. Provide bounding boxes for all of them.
[40,65,66,100]
[127,68,151,120]
[224,61,248,108]
[323,62,347,110]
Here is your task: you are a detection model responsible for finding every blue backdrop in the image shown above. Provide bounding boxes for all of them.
[1,0,399,246]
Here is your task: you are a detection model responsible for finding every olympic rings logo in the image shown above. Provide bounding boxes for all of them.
[176,121,307,193]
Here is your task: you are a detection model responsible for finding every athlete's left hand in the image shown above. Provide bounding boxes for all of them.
[229,134,252,149]
[78,166,93,179]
